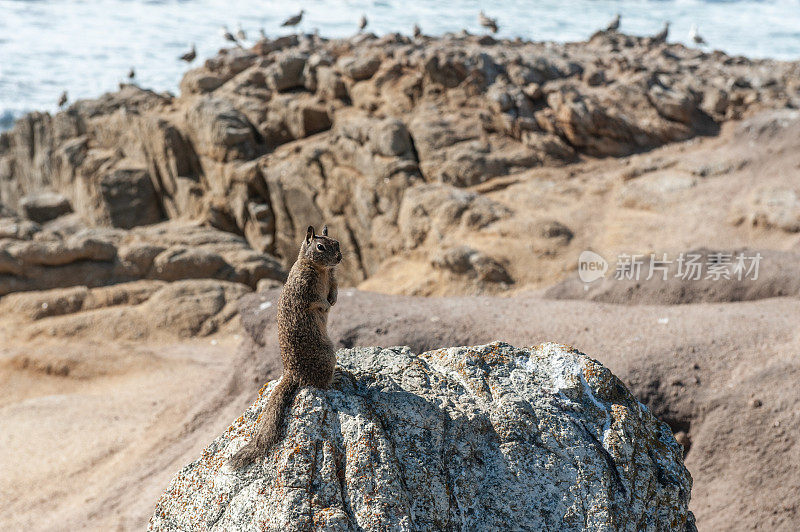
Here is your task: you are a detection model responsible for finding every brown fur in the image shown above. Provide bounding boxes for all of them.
[229,225,341,468]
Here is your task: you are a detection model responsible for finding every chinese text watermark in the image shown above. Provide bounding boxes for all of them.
[579,251,762,283]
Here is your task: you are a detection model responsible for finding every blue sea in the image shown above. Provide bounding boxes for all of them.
[1,0,800,129]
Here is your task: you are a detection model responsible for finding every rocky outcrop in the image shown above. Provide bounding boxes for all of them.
[1,278,249,339]
[1,32,797,289]
[0,218,285,296]
[149,342,695,531]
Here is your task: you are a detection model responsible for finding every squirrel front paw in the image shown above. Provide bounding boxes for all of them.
[311,300,331,312]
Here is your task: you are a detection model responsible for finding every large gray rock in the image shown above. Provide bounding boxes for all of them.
[149,342,695,531]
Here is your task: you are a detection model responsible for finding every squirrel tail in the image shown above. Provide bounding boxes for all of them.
[229,376,298,469]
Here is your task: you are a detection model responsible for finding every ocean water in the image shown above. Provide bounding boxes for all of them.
[1,0,799,129]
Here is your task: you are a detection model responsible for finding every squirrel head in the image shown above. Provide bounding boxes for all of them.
[300,225,342,267]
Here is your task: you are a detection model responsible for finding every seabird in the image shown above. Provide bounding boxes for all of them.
[236,23,247,42]
[281,10,304,27]
[58,91,68,108]
[128,67,135,80]
[179,44,196,63]
[220,25,238,44]
[413,23,422,38]
[478,11,498,34]
[606,14,620,32]
[359,15,367,31]
[653,22,670,43]
[689,24,706,45]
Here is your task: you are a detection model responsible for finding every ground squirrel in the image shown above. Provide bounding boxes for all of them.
[229,225,342,468]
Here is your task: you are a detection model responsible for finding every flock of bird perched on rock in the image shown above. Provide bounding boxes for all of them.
[55,11,708,109]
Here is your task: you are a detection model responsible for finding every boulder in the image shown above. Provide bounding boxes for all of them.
[264,53,307,92]
[186,98,260,162]
[149,342,695,531]
[337,53,382,81]
[97,168,162,229]
[431,245,514,283]
[397,184,511,248]
[315,66,348,99]
[179,70,225,95]
[151,247,228,282]
[18,192,73,223]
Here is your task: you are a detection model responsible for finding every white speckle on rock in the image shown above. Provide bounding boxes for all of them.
[258,301,272,311]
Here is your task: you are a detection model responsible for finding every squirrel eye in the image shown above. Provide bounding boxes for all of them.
[316,243,324,251]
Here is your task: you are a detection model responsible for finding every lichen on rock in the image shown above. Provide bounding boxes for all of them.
[149,342,694,531]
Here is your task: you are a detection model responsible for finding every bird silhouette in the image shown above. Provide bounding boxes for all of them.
[478,11,498,34]
[281,10,304,27]
[58,91,68,108]
[689,24,707,45]
[179,44,196,63]
[606,14,620,32]
[413,24,421,38]
[236,23,247,41]
[653,22,670,43]
[128,67,135,80]
[220,25,238,44]
[359,15,367,31]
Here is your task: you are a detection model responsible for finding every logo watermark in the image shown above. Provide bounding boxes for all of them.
[578,250,608,283]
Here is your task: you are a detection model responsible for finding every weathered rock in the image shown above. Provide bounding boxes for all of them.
[186,97,260,162]
[93,168,162,229]
[337,53,382,81]
[18,191,73,223]
[315,66,348,99]
[264,53,307,92]
[1,278,250,339]
[731,185,800,232]
[0,217,40,240]
[0,220,285,295]
[149,342,695,531]
[431,245,513,283]
[151,247,228,282]
[0,32,797,292]
[180,70,225,94]
[397,184,512,248]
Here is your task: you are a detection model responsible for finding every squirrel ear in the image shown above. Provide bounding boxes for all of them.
[305,226,315,243]
[322,225,328,236]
